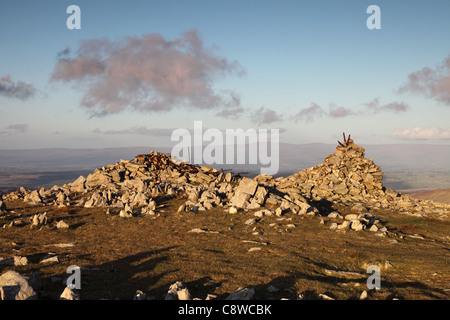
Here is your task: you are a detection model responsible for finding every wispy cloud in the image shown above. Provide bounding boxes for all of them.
[397,55,450,105]
[93,126,175,136]
[293,103,325,123]
[364,98,409,113]
[328,105,355,118]
[250,107,283,125]
[294,98,409,123]
[390,126,450,140]
[0,124,29,135]
[0,75,36,101]
[215,107,245,120]
[51,29,245,117]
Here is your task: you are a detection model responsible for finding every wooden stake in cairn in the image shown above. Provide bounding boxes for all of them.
[337,132,352,148]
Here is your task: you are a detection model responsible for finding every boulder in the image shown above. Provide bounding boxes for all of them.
[85,170,111,188]
[0,271,37,300]
[225,287,255,300]
[165,281,192,300]
[60,287,80,300]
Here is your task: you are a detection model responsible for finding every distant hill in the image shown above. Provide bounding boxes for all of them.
[0,146,172,172]
[409,189,450,204]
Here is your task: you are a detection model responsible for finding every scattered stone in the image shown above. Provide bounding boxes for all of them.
[267,285,278,293]
[165,281,192,300]
[350,220,364,231]
[345,214,359,221]
[254,209,273,218]
[56,220,69,229]
[225,287,255,300]
[318,293,335,300]
[31,212,48,228]
[360,290,368,300]
[0,256,28,266]
[40,255,59,264]
[60,287,80,300]
[337,221,350,230]
[45,243,76,248]
[188,228,218,234]
[0,271,37,300]
[133,290,148,300]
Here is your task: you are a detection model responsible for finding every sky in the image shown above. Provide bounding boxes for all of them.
[1,0,450,149]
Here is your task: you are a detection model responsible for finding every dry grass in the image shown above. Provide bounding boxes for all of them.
[1,196,449,300]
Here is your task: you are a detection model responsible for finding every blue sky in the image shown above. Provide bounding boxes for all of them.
[1,0,450,149]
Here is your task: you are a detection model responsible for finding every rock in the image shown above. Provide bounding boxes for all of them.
[40,255,59,264]
[188,228,218,234]
[165,281,191,300]
[56,220,69,229]
[345,214,359,221]
[133,290,147,300]
[119,209,132,218]
[229,177,259,208]
[0,271,37,300]
[188,228,207,233]
[337,221,350,230]
[225,287,255,300]
[254,209,273,218]
[229,207,238,214]
[0,256,28,266]
[350,220,364,231]
[60,287,80,300]
[267,285,278,293]
[297,202,312,215]
[24,190,42,204]
[119,204,133,218]
[275,207,283,216]
[31,212,48,228]
[236,177,258,196]
[360,290,368,300]
[110,170,122,183]
[318,293,335,300]
[70,175,86,192]
[333,183,349,195]
[229,192,251,209]
[253,186,268,205]
[85,170,111,188]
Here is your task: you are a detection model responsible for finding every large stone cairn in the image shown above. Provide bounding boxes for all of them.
[296,134,383,199]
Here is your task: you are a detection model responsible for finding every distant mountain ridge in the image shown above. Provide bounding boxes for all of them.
[2,143,450,172]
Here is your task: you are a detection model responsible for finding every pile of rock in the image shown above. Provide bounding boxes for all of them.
[2,152,241,217]
[275,138,384,200]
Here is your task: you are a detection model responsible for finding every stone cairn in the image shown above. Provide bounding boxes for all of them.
[2,134,449,231]
[274,133,384,200]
